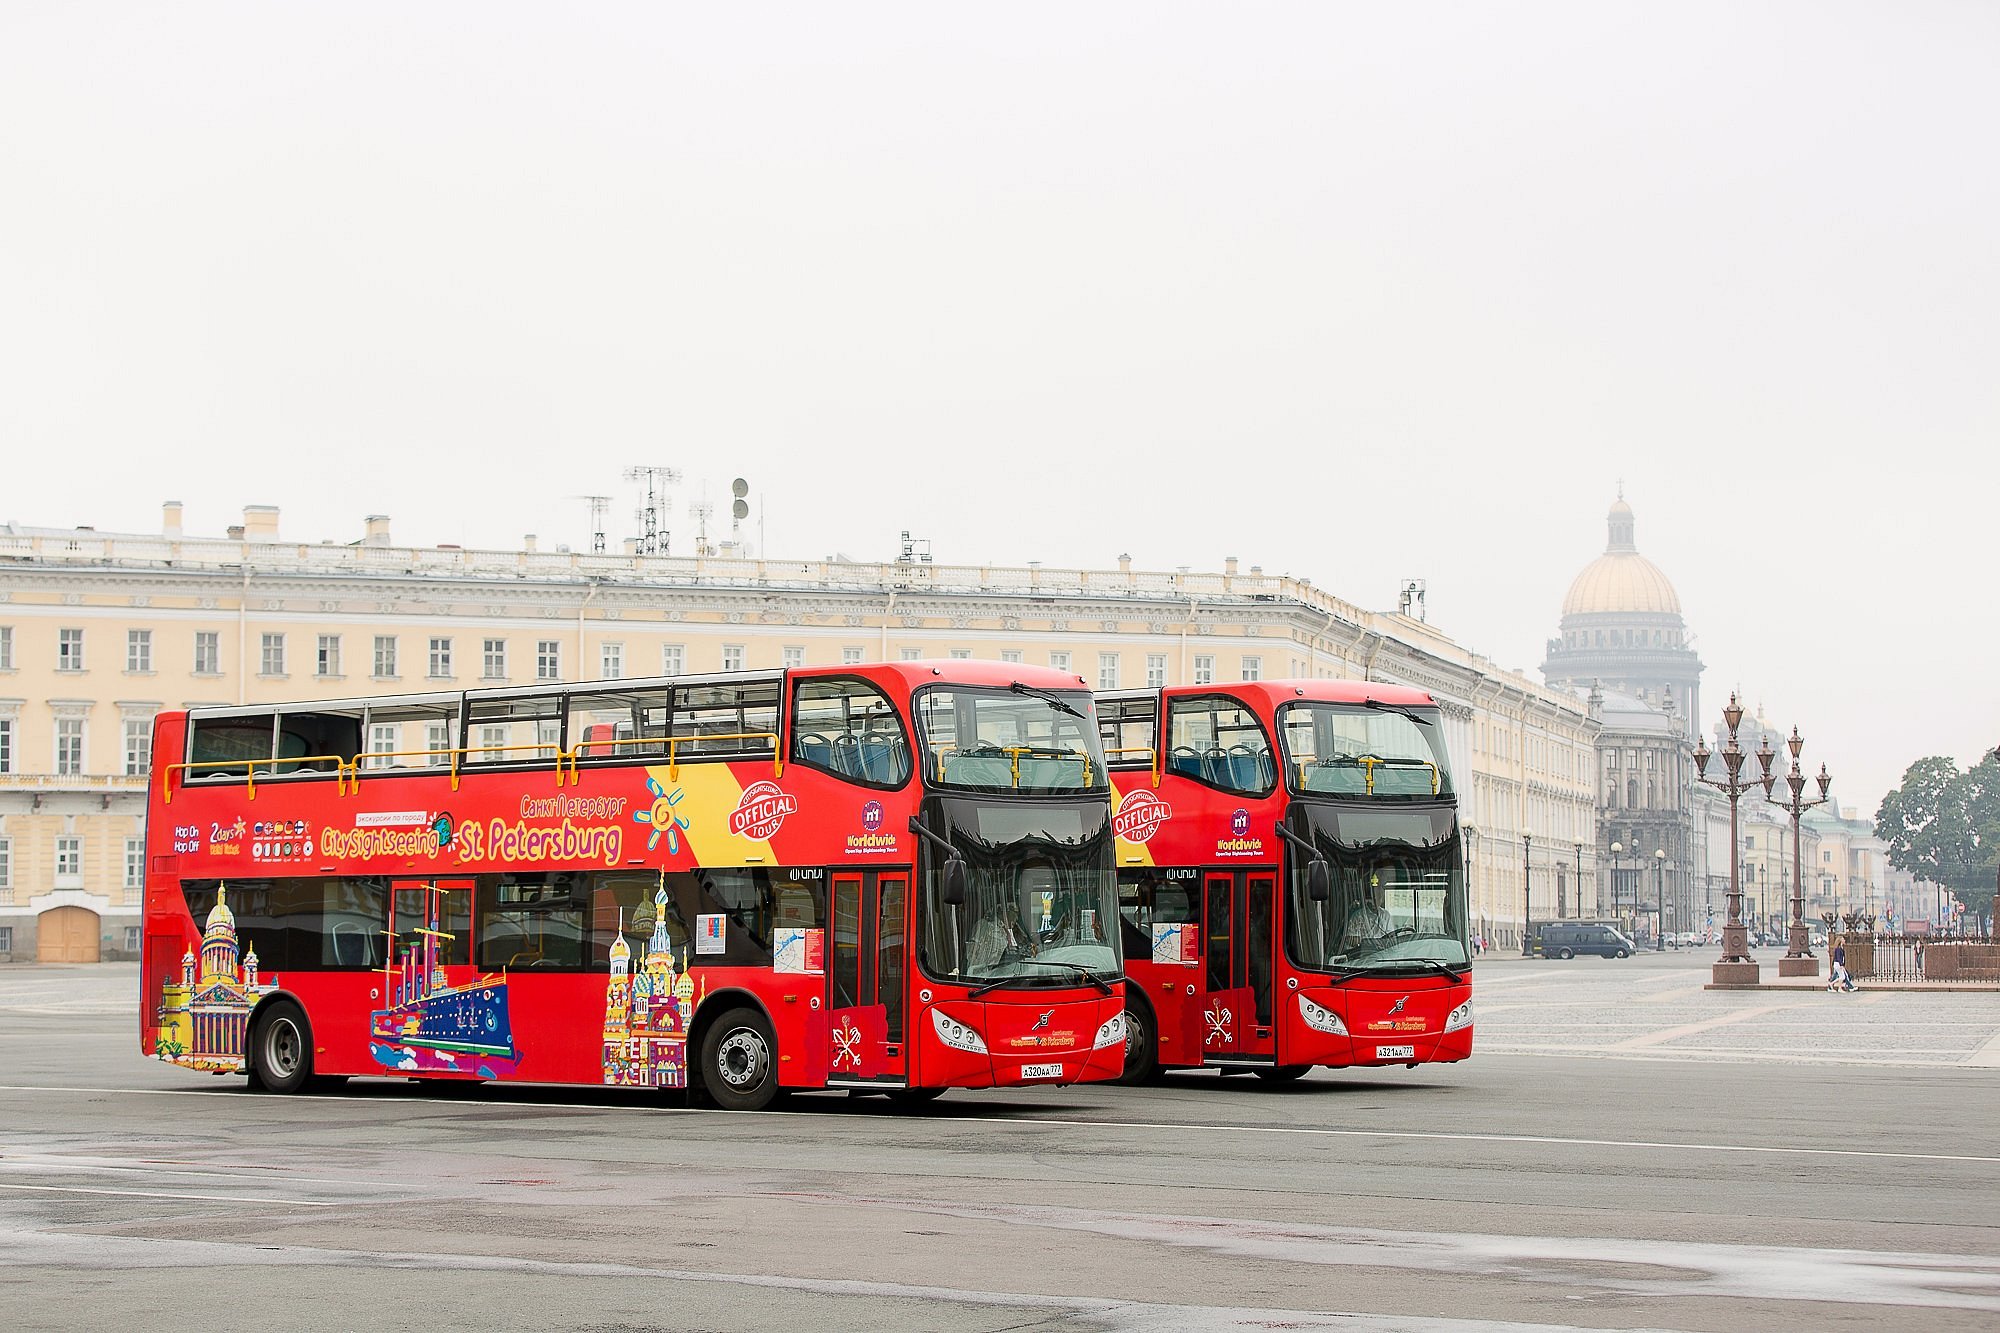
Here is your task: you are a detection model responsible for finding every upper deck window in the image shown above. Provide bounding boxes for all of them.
[1164,695,1274,794]
[568,677,780,766]
[1277,700,1453,799]
[186,711,361,780]
[917,685,1106,793]
[791,677,911,787]
[1096,696,1158,770]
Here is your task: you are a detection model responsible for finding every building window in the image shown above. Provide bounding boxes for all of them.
[841,646,863,666]
[899,647,922,661]
[600,642,624,679]
[428,637,453,679]
[193,631,221,676]
[536,640,562,681]
[1097,653,1120,689]
[0,926,11,953]
[0,718,11,775]
[1146,653,1167,688]
[368,723,398,770]
[536,719,561,758]
[425,720,452,756]
[1193,654,1215,685]
[949,648,973,660]
[316,634,342,677]
[373,635,398,679]
[783,646,804,669]
[124,925,142,953]
[127,629,152,673]
[480,724,508,759]
[661,644,685,676]
[0,838,10,893]
[58,627,85,672]
[483,638,508,680]
[56,836,82,885]
[125,837,145,893]
[721,644,745,672]
[1049,651,1071,672]
[260,633,286,676]
[1000,650,1023,663]
[124,717,152,776]
[55,718,85,776]
[1240,656,1262,682]
[0,625,11,670]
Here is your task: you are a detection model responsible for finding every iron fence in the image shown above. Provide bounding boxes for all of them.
[1844,933,1999,983]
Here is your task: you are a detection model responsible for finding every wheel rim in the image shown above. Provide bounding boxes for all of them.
[266,1016,302,1079]
[1124,1008,1146,1058]
[716,1027,769,1089]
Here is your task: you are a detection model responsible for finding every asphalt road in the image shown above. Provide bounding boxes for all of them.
[4,954,1998,1332]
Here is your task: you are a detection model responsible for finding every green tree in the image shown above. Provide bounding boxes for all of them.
[1875,752,2000,924]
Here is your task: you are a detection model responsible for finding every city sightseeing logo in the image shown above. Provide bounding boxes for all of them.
[729,781,799,841]
[1113,790,1173,843]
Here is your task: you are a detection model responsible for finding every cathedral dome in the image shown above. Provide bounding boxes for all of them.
[1561,498,1681,617]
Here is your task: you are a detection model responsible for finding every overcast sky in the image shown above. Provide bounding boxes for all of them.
[4,3,1995,817]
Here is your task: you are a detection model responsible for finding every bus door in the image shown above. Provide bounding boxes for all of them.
[828,870,909,1084]
[1202,871,1276,1059]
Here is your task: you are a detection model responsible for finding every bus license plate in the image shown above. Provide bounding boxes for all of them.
[1375,1045,1416,1060]
[1021,1062,1064,1080]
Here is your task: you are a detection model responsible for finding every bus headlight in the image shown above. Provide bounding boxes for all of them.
[1444,998,1473,1033]
[1298,995,1347,1035]
[1093,1013,1126,1049]
[931,1010,988,1054]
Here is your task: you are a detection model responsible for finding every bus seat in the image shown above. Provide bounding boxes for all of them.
[1315,760,1369,795]
[796,734,834,771]
[1168,746,1205,780]
[331,919,372,967]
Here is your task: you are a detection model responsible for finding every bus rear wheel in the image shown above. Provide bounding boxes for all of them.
[250,1001,312,1094]
[700,1007,779,1112]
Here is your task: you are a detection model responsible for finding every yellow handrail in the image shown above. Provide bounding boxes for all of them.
[1294,756,1440,796]
[570,730,783,782]
[933,743,1095,789]
[161,755,358,804]
[1104,745,1160,789]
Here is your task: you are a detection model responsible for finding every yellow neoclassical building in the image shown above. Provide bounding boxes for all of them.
[0,501,1601,960]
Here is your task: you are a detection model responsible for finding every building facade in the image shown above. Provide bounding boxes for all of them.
[0,502,1598,960]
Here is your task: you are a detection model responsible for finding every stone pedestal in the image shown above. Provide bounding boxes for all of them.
[1711,960,1762,987]
[1778,956,1820,977]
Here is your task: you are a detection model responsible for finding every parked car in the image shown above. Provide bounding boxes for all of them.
[1537,922,1637,959]
[1669,930,1699,948]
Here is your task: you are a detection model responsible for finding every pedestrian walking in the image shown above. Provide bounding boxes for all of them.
[1827,940,1855,993]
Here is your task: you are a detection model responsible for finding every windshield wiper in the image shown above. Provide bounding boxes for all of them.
[1009,680,1084,719]
[1384,957,1465,979]
[969,958,1114,998]
[1363,698,1433,727]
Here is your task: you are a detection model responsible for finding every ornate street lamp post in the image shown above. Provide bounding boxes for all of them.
[1693,692,1775,985]
[1573,842,1583,921]
[1609,840,1624,932]
[1653,848,1667,951]
[1520,829,1534,956]
[1765,724,1831,978]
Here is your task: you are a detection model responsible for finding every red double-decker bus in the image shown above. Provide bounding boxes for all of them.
[1096,680,1472,1082]
[139,661,1125,1110]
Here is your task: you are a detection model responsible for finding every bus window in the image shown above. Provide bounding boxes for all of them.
[791,677,911,786]
[476,873,588,969]
[917,687,1105,793]
[1166,696,1273,794]
[187,715,274,779]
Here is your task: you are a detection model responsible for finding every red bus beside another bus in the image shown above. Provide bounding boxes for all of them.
[1096,680,1473,1082]
[140,661,1125,1110]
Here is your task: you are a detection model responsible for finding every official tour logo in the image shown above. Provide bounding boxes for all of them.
[729,781,799,841]
[1113,790,1173,843]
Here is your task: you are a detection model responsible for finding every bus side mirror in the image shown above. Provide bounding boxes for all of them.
[1307,859,1330,902]
[942,857,967,907]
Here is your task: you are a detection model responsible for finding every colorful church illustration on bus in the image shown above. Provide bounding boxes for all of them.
[602,885,701,1088]
[156,884,273,1072]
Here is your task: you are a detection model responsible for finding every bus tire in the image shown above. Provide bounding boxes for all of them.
[1557,947,1575,960]
[700,1007,779,1112]
[1118,1000,1159,1085]
[249,1000,313,1095]
[1254,1065,1310,1083]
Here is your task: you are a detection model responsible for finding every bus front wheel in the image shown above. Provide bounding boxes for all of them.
[700,1007,779,1112]
[1119,1001,1159,1085]
[250,1001,313,1094]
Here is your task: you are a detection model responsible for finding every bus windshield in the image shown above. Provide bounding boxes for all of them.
[1277,701,1453,799]
[917,685,1107,794]
[1287,807,1469,971]
[919,798,1120,988]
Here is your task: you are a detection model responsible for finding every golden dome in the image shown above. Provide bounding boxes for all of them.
[1561,498,1681,617]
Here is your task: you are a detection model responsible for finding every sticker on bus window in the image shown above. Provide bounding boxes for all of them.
[696,914,726,955]
[1153,922,1199,965]
[774,927,824,974]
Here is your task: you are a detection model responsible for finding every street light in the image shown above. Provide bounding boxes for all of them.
[1654,848,1667,951]
[1573,842,1583,921]
[1692,692,1775,985]
[1765,724,1832,978]
[1610,840,1624,931]
[1521,828,1534,956]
